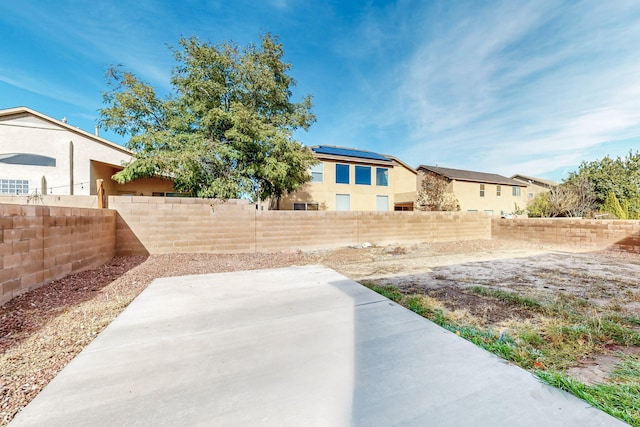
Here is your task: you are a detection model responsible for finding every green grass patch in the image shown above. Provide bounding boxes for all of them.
[468,286,542,309]
[363,281,640,426]
[612,355,640,383]
[537,371,640,426]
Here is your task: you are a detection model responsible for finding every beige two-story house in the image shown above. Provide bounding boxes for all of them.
[417,165,529,216]
[279,145,417,211]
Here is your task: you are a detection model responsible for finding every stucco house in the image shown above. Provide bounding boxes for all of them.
[511,174,557,201]
[0,107,173,200]
[278,145,417,211]
[417,165,529,216]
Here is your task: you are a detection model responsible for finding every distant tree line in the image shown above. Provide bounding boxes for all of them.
[528,151,640,219]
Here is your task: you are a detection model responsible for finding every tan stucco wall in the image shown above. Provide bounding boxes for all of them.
[452,180,528,215]
[90,161,174,196]
[0,114,132,196]
[280,158,416,211]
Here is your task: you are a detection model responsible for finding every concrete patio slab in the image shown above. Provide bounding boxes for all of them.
[10,266,627,426]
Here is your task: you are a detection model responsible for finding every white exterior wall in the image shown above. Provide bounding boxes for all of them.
[0,112,132,196]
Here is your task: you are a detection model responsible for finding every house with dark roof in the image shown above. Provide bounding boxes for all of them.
[417,165,529,216]
[279,145,417,211]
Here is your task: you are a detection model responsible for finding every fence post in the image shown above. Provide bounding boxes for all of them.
[97,179,105,208]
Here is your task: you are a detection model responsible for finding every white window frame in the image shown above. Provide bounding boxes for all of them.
[376,195,389,211]
[310,162,323,183]
[336,194,350,211]
[0,179,29,195]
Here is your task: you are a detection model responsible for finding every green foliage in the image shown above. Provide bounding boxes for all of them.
[100,33,317,202]
[602,191,627,219]
[527,176,595,218]
[468,286,542,309]
[513,203,525,215]
[567,151,640,218]
[538,371,640,426]
[527,192,551,217]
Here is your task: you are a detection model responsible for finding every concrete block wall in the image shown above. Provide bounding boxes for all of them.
[110,197,257,255]
[0,204,116,305]
[492,218,640,252]
[111,196,492,255]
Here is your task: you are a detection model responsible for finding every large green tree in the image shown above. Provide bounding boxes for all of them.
[566,151,640,218]
[99,33,317,204]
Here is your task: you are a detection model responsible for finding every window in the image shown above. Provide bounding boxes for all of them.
[336,164,349,184]
[336,194,350,211]
[311,162,323,182]
[376,168,389,186]
[512,186,521,196]
[376,195,389,211]
[355,166,371,185]
[0,179,29,195]
[0,153,55,167]
[479,184,485,197]
[528,192,534,199]
[496,185,502,197]
[293,202,319,211]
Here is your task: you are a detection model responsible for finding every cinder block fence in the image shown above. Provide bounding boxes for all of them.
[492,218,640,252]
[3,196,640,306]
[109,196,491,255]
[0,204,115,305]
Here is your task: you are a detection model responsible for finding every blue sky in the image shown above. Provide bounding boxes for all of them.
[2,1,640,182]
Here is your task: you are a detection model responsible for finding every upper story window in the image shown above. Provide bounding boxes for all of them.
[512,186,521,196]
[0,153,56,167]
[0,179,29,195]
[311,162,323,182]
[479,184,485,197]
[355,166,371,185]
[496,185,502,197]
[336,164,349,184]
[376,168,389,186]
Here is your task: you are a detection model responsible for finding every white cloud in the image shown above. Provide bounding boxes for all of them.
[391,1,640,179]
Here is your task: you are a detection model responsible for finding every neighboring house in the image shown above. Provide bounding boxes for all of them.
[416,165,528,216]
[0,107,173,198]
[279,145,417,211]
[511,174,557,202]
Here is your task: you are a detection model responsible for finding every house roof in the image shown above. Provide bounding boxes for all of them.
[311,145,393,163]
[0,106,132,155]
[511,174,558,188]
[418,165,526,187]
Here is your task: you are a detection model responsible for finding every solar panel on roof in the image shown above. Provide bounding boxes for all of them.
[312,146,391,162]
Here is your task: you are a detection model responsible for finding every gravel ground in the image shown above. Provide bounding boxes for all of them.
[2,240,634,425]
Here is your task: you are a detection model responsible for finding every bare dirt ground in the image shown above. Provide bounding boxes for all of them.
[2,240,640,425]
[311,240,640,387]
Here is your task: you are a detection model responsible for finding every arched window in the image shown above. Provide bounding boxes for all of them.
[0,153,56,166]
